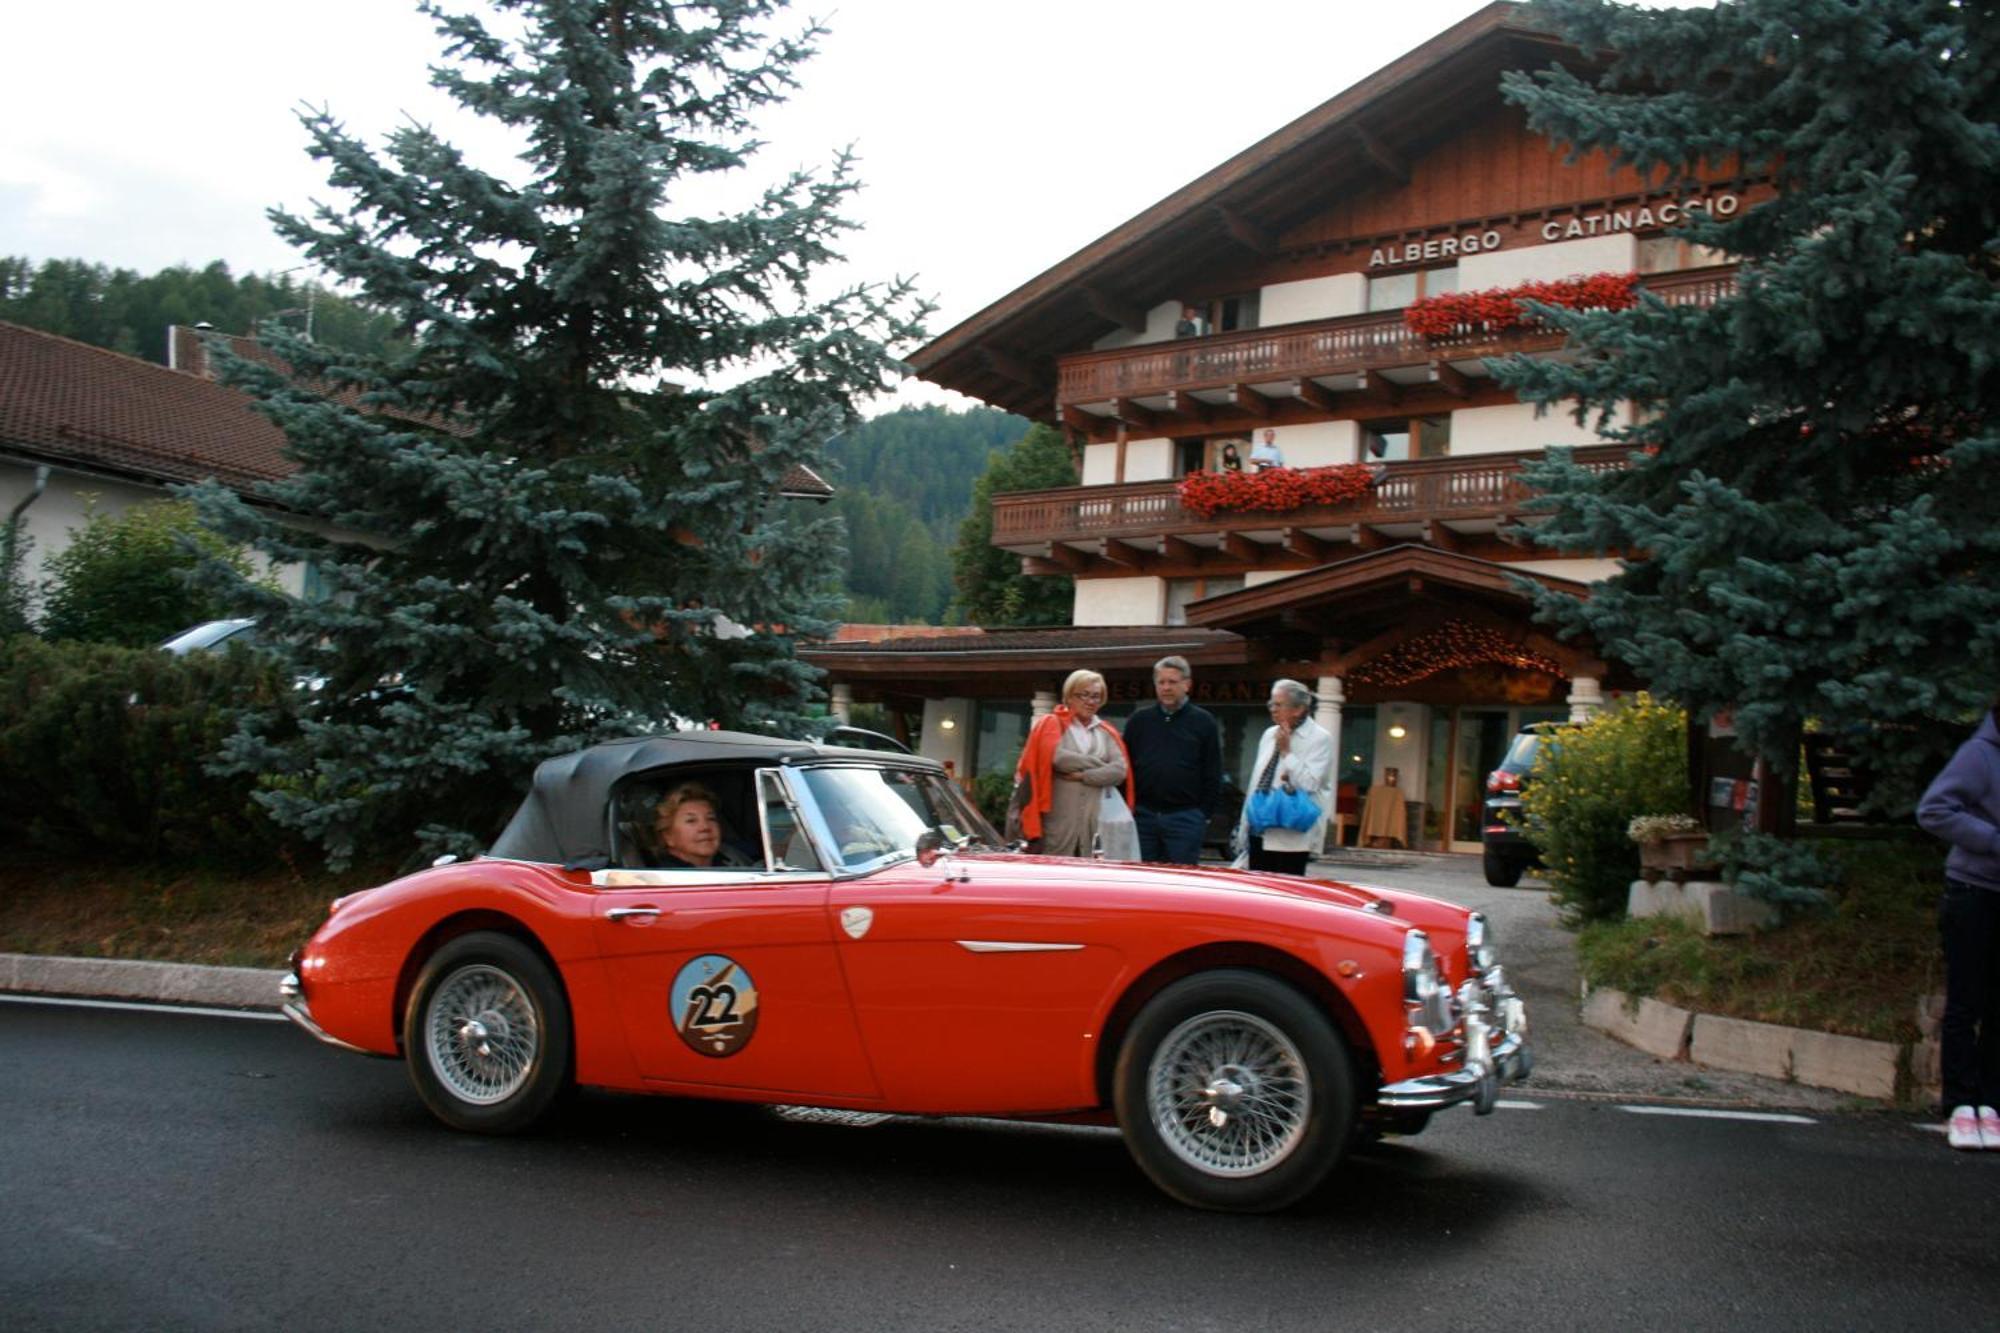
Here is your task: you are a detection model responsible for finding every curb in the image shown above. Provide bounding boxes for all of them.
[1581,984,1920,1103]
[0,953,285,1011]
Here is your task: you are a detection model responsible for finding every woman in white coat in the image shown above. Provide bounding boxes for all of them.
[1237,679,1335,875]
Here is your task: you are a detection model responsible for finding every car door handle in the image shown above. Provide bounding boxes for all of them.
[606,906,664,922]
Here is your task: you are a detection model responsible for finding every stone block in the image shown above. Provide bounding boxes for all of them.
[1683,881,1779,936]
[1582,985,1692,1060]
[1790,1028,1898,1101]
[1916,993,1947,1040]
[1626,880,1685,920]
[1690,1013,1794,1081]
[1911,1037,1942,1092]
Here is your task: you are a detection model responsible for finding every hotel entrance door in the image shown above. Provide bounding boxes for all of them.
[1424,708,1518,853]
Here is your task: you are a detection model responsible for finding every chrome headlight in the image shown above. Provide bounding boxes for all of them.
[1466,912,1497,973]
[1401,929,1453,1033]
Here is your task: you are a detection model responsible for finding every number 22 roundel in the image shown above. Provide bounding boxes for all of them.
[671,954,760,1057]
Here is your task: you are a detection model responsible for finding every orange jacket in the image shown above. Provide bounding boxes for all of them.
[1015,708,1136,840]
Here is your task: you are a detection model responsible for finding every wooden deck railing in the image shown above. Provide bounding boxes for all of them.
[1055,266,1736,408]
[991,445,1631,546]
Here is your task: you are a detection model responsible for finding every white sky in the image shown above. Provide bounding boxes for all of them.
[0,0,1698,413]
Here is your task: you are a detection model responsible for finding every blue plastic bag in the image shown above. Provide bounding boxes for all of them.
[1245,786,1320,834]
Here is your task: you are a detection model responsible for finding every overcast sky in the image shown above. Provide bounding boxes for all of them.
[0,0,1695,412]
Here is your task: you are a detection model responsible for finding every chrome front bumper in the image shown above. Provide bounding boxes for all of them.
[1377,967,1532,1115]
[278,971,377,1056]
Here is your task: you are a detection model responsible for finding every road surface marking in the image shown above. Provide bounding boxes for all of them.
[1494,1099,1544,1110]
[0,994,286,1022]
[1618,1105,1815,1125]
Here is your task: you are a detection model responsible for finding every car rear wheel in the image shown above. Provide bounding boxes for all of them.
[404,932,571,1134]
[1483,846,1527,888]
[1113,969,1354,1212]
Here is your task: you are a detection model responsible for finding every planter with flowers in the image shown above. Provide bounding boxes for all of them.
[1628,813,1709,876]
[1404,271,1641,340]
[1177,463,1377,519]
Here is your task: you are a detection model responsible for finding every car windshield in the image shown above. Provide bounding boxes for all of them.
[793,764,1002,872]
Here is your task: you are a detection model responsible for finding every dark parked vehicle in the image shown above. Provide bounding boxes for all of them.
[159,617,259,655]
[1480,722,1568,887]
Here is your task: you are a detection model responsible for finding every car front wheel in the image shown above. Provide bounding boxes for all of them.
[1114,969,1354,1212]
[404,932,571,1134]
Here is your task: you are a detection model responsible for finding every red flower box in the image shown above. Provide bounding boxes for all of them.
[1177,464,1377,519]
[1403,271,1640,338]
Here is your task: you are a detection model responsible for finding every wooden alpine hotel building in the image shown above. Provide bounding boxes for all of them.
[808,1,1751,853]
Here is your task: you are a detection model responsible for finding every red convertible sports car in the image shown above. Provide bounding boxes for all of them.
[281,732,1530,1212]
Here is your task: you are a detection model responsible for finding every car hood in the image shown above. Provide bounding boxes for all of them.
[960,852,1388,912]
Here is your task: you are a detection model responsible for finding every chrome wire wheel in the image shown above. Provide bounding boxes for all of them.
[1147,1008,1310,1178]
[423,963,541,1106]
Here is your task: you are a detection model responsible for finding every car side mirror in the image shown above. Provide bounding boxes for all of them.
[914,830,946,867]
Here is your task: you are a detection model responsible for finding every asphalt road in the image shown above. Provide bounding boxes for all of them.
[3,999,1994,1332]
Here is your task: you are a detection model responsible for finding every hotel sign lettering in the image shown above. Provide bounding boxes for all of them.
[1366,192,1741,269]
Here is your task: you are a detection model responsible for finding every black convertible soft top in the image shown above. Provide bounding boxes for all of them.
[485,731,940,867]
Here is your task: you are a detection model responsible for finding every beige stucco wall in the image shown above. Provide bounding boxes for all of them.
[1449,400,1627,457]
[1259,272,1366,326]
[1072,576,1164,627]
[1461,233,1636,289]
[1263,419,1360,468]
[1080,440,1120,485]
[1122,437,1174,483]
[919,697,974,771]
[1091,300,1186,352]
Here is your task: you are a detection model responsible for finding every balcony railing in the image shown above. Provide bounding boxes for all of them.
[1055,266,1736,409]
[991,445,1631,548]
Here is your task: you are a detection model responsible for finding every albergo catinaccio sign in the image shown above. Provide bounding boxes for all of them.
[1366,192,1741,269]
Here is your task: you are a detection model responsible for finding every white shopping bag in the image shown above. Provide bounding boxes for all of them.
[1098,787,1141,862]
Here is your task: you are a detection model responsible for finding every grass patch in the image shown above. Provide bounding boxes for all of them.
[1578,838,1945,1043]
[0,857,395,968]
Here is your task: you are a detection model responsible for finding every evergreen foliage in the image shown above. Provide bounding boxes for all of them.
[1519,694,1688,925]
[0,256,401,363]
[38,500,262,646]
[950,423,1078,627]
[185,0,925,867]
[0,635,298,866]
[1498,0,2000,813]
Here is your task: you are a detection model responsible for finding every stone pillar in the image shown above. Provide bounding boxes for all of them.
[1031,690,1059,720]
[829,683,853,724]
[1316,674,1345,854]
[1568,675,1604,723]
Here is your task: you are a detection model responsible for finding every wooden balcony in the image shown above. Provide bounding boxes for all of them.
[1054,266,1736,435]
[993,444,1630,576]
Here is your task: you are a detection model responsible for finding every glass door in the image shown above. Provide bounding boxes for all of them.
[1449,709,1512,852]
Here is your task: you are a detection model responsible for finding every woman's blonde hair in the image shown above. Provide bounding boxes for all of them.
[655,781,717,829]
[1062,668,1108,705]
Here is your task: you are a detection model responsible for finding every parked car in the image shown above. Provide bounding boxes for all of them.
[1480,721,1569,887]
[158,617,259,655]
[281,731,1530,1212]
[1202,772,1247,855]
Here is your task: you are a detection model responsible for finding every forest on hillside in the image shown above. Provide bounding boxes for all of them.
[826,405,1030,624]
[3,255,1037,626]
[0,257,404,365]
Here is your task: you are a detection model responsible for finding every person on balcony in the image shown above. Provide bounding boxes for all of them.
[1218,441,1245,473]
[1174,305,1210,338]
[1250,428,1285,471]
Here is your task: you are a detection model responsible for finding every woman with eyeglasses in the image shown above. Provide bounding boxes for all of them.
[1236,679,1335,875]
[1012,669,1135,857]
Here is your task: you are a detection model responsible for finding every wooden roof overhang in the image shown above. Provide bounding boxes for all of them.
[803,626,1260,702]
[908,2,1579,419]
[1182,543,1624,701]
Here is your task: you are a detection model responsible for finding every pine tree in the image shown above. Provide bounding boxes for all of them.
[187,0,925,865]
[1499,0,2000,811]
[950,424,1078,628]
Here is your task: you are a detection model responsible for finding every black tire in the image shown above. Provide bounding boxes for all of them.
[1483,846,1526,888]
[1113,969,1355,1213]
[403,931,572,1134]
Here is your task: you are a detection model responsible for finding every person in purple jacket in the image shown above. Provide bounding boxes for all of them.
[1916,698,2000,1150]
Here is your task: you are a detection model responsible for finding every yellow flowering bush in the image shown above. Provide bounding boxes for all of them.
[1519,693,1689,925]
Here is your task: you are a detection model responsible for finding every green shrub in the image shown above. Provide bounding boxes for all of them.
[970,770,1016,833]
[1520,693,1688,925]
[38,499,261,646]
[0,635,299,866]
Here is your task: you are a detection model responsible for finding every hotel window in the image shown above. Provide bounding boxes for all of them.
[1165,575,1246,626]
[1637,235,1730,274]
[1207,290,1261,332]
[1361,414,1451,462]
[1367,264,1457,312]
[1174,438,1207,477]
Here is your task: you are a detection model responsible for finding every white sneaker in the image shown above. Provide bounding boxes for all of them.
[1948,1104,1983,1150]
[1980,1106,2000,1150]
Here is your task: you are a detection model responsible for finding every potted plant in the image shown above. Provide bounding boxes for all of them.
[1628,813,1708,874]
